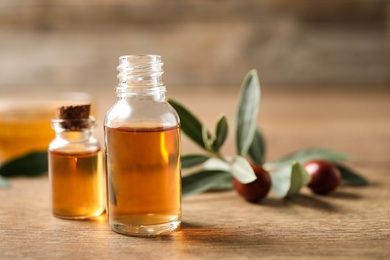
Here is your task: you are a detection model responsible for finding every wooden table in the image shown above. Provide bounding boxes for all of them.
[1,86,389,259]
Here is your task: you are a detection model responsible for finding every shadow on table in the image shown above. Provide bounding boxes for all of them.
[157,190,366,246]
[165,222,271,246]
[259,194,336,211]
[259,188,364,211]
[328,190,362,200]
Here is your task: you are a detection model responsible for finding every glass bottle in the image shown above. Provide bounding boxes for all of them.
[104,55,181,236]
[49,104,105,219]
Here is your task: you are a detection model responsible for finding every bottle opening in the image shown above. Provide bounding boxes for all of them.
[117,55,165,92]
[119,54,162,64]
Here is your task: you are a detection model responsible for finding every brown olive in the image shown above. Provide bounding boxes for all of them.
[233,163,271,202]
[304,159,341,195]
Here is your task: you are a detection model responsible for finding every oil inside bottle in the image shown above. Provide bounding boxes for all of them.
[105,125,181,235]
[49,149,105,219]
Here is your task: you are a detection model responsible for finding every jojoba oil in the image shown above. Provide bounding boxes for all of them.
[49,149,105,219]
[105,125,181,236]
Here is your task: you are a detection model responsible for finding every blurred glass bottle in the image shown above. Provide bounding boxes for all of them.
[104,55,181,236]
[0,92,92,163]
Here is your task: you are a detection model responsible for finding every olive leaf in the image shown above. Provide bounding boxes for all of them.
[286,161,311,197]
[209,174,233,190]
[0,175,10,188]
[203,157,231,172]
[337,164,369,186]
[270,166,290,197]
[270,161,310,198]
[235,69,260,156]
[202,125,213,152]
[212,114,228,152]
[203,156,257,184]
[0,151,48,177]
[168,99,211,150]
[182,170,231,198]
[248,128,266,165]
[230,156,257,184]
[181,154,211,169]
[266,147,350,169]
[108,178,117,206]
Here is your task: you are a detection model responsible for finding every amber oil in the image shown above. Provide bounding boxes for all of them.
[49,149,104,219]
[105,125,181,235]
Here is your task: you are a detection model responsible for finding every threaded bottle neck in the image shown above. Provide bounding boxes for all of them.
[116,55,165,95]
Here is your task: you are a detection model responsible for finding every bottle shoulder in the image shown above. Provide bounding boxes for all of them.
[105,99,179,128]
[49,136,100,153]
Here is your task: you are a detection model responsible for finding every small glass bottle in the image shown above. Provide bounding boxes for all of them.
[104,55,181,236]
[49,104,105,219]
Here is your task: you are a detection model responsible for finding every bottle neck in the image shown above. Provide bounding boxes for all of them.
[55,130,93,142]
[116,55,166,98]
[51,117,96,142]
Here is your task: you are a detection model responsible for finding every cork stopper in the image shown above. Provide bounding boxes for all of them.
[56,104,91,130]
[57,104,90,120]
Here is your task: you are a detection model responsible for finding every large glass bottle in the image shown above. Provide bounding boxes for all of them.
[104,55,181,236]
[49,104,105,219]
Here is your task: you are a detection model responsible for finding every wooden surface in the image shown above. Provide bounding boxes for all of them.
[1,86,390,259]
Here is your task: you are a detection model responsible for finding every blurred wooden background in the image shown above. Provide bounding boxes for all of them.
[0,0,388,93]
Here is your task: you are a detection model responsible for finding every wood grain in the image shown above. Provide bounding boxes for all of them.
[0,87,389,259]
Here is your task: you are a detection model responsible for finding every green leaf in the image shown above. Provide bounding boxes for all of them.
[269,166,290,198]
[188,160,233,190]
[230,156,257,184]
[212,114,228,152]
[270,161,310,198]
[203,157,231,172]
[168,99,209,150]
[108,177,117,206]
[0,175,10,188]
[266,147,350,169]
[203,156,257,184]
[209,174,233,190]
[181,154,210,169]
[235,69,260,156]
[0,151,48,177]
[202,125,213,152]
[337,164,369,186]
[182,170,230,198]
[286,161,311,197]
[248,128,266,165]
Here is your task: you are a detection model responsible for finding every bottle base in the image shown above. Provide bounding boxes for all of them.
[110,218,181,237]
[53,208,105,220]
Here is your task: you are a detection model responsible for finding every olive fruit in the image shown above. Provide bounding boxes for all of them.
[233,164,271,202]
[304,159,341,195]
